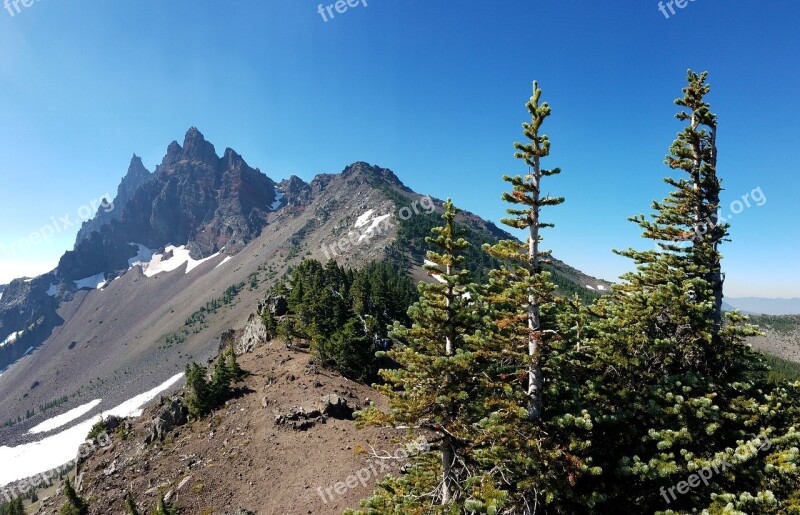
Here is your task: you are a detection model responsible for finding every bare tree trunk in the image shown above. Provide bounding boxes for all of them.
[528,159,544,422]
[445,263,453,357]
[442,261,455,505]
[441,437,455,504]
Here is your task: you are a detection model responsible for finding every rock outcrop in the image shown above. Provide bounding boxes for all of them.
[236,313,269,355]
[318,394,354,420]
[144,398,189,444]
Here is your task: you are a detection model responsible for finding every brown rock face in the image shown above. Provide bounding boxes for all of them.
[57,128,279,282]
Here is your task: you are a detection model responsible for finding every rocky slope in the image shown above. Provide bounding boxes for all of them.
[747,314,800,362]
[35,334,415,515]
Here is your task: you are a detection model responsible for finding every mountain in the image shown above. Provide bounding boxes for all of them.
[0,128,609,448]
[58,127,280,282]
[747,314,800,359]
[725,297,800,315]
[74,154,153,245]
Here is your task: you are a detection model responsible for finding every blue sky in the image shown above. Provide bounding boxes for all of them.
[0,0,797,296]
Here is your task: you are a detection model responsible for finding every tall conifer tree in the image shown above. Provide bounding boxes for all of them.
[486,81,564,422]
[353,199,483,511]
[59,478,88,515]
[580,70,800,513]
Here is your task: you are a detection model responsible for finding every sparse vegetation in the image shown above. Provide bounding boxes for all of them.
[184,343,247,418]
[160,281,249,350]
[152,493,179,515]
[762,352,800,382]
[750,313,800,334]
[3,394,70,429]
[123,492,140,515]
[59,477,89,515]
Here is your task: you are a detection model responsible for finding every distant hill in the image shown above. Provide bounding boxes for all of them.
[725,297,800,315]
[747,314,800,381]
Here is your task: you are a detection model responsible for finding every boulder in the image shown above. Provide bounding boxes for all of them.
[265,294,288,317]
[237,313,268,355]
[274,407,326,431]
[144,399,188,444]
[318,394,353,420]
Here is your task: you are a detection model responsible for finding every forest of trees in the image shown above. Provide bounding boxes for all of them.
[0,497,25,515]
[265,259,418,382]
[343,71,800,514]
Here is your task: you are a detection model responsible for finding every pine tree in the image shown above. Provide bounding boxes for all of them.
[472,250,600,512]
[579,70,800,512]
[276,316,295,347]
[151,493,179,515]
[611,70,757,381]
[671,71,725,332]
[485,80,565,422]
[184,362,213,418]
[223,342,247,383]
[353,199,483,511]
[326,318,374,382]
[260,307,277,339]
[124,492,140,515]
[5,497,24,515]
[59,478,88,515]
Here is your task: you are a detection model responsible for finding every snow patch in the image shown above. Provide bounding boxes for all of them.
[0,372,184,487]
[46,283,57,297]
[270,188,285,211]
[137,245,220,277]
[596,285,606,291]
[586,285,596,290]
[357,214,392,242]
[354,209,376,228]
[29,399,102,434]
[74,273,106,290]
[215,256,232,269]
[1,330,23,348]
[424,260,448,284]
[104,372,184,418]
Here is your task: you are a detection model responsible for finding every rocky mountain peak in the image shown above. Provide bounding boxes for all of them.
[182,127,218,165]
[63,128,279,282]
[126,154,150,181]
[74,154,154,245]
[342,161,406,189]
[222,147,245,169]
[159,128,220,170]
[279,175,312,207]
